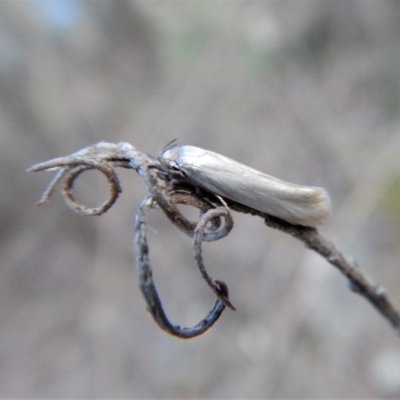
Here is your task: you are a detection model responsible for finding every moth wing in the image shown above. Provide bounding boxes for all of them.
[176,146,330,226]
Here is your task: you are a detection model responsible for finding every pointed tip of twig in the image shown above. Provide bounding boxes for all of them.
[214,280,236,311]
[35,198,47,207]
[27,155,75,172]
[27,164,58,172]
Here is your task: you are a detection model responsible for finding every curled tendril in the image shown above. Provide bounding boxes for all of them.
[62,164,121,215]
[28,144,236,337]
[27,142,137,212]
[163,188,233,241]
[134,194,229,338]
[193,207,236,310]
[153,187,235,309]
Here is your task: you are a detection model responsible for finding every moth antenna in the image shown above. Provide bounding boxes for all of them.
[161,138,178,153]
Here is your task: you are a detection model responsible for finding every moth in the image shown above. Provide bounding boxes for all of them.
[161,145,331,227]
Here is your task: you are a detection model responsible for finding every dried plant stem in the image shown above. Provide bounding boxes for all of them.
[28,142,400,338]
[276,222,400,331]
[134,195,229,338]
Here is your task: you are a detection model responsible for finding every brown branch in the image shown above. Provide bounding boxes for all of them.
[228,201,400,334]
[28,142,400,337]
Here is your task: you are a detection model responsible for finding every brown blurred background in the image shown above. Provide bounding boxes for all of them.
[2,0,400,397]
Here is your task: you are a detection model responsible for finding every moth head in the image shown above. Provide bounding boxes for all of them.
[160,147,182,175]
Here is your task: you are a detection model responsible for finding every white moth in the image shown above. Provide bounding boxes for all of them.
[161,145,331,227]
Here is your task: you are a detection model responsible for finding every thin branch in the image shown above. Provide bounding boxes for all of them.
[28,142,400,337]
[228,201,400,333]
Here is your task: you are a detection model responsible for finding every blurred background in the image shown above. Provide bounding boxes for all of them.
[1,0,400,397]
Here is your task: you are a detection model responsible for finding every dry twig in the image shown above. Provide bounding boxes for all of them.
[28,142,400,338]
